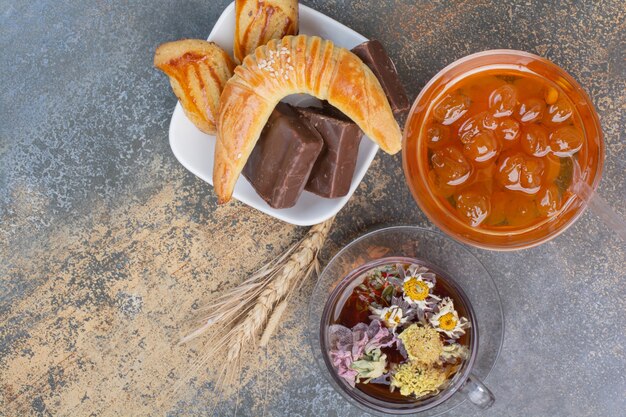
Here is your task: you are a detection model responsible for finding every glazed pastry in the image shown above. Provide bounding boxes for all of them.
[214,35,402,204]
[154,39,235,135]
[234,0,299,63]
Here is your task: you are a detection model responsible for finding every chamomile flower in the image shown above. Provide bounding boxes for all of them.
[429,297,470,339]
[370,305,407,331]
[402,274,440,310]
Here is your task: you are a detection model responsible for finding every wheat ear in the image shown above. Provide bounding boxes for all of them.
[226,217,334,361]
[177,216,334,391]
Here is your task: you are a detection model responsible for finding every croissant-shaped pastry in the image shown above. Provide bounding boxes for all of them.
[154,39,235,135]
[214,35,402,204]
[234,0,299,63]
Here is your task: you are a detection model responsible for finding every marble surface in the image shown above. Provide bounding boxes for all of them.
[1,1,624,416]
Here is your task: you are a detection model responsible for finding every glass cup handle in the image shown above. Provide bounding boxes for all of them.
[460,373,495,409]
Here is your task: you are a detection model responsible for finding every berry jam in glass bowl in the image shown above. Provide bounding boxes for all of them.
[403,50,604,250]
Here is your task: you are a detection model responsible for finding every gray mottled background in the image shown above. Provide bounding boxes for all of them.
[1,1,625,416]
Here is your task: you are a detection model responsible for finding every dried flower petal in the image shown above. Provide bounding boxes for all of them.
[429,297,471,339]
[390,361,447,398]
[327,262,472,399]
[369,305,407,331]
[441,343,469,363]
[351,348,388,383]
[328,320,396,386]
[402,274,440,311]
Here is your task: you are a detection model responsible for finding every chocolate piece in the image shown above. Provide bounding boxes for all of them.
[243,103,323,209]
[320,100,351,120]
[296,106,363,198]
[351,40,410,117]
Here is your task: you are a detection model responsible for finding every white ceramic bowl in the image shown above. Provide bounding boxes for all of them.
[168,2,377,226]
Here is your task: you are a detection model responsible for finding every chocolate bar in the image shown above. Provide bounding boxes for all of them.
[320,100,350,120]
[243,103,324,209]
[351,40,410,117]
[297,106,363,198]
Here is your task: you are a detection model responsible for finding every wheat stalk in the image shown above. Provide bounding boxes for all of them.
[179,238,304,345]
[259,300,288,347]
[177,216,334,392]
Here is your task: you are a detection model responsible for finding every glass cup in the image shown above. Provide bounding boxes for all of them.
[402,49,606,250]
[308,226,504,416]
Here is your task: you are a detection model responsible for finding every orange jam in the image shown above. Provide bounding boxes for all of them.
[425,70,587,228]
[403,51,604,249]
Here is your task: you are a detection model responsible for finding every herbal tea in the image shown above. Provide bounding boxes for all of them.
[327,261,471,403]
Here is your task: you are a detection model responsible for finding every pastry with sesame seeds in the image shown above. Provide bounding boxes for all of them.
[214,35,403,204]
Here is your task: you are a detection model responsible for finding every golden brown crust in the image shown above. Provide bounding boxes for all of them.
[234,0,299,63]
[214,35,403,204]
[154,39,235,135]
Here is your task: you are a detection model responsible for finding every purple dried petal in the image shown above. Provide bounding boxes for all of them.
[337,368,358,387]
[330,351,351,368]
[387,277,403,289]
[365,320,395,351]
[396,264,406,279]
[396,337,409,360]
[369,372,391,385]
[406,264,428,277]
[329,348,358,386]
[333,358,358,385]
[415,308,426,323]
[328,324,352,349]
[366,320,382,339]
[328,319,399,387]
[392,296,412,312]
[352,336,367,357]
[352,322,369,336]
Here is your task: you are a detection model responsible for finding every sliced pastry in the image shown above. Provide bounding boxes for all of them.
[234,0,299,63]
[154,39,235,135]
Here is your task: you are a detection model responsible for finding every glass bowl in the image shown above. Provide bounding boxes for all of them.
[402,50,605,250]
[307,226,504,416]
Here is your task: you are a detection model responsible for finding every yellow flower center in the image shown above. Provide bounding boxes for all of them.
[384,310,400,324]
[404,278,430,301]
[439,312,457,331]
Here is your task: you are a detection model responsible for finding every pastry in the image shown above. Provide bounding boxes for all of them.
[154,39,235,135]
[234,0,299,63]
[214,35,402,204]
[242,103,323,208]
